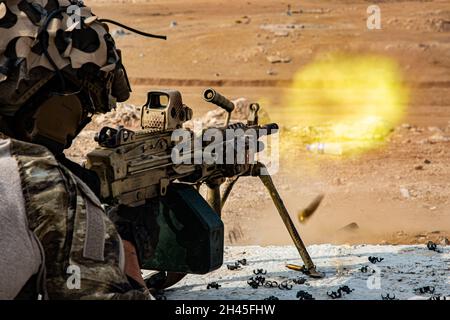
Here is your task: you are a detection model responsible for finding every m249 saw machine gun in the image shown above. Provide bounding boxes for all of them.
[85,88,324,289]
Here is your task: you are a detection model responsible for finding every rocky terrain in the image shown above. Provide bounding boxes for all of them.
[162,244,450,300]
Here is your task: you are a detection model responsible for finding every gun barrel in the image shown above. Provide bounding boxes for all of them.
[203,88,235,113]
[259,123,279,135]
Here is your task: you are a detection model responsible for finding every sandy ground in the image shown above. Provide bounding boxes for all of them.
[69,0,450,246]
[159,244,450,300]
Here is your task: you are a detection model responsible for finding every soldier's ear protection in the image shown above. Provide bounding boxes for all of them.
[30,94,84,146]
[14,93,87,153]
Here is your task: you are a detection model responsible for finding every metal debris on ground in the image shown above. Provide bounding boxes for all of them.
[227,262,241,271]
[238,259,247,266]
[227,258,248,270]
[427,241,437,251]
[264,296,279,301]
[278,280,293,290]
[253,268,267,275]
[247,278,260,289]
[381,293,398,300]
[206,282,221,290]
[292,277,307,285]
[427,241,442,253]
[264,281,278,288]
[327,286,354,299]
[368,256,384,264]
[327,291,342,299]
[254,276,266,285]
[338,285,354,295]
[414,286,435,295]
[297,290,315,300]
[247,276,266,289]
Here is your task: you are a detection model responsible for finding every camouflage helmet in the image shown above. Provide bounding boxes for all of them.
[0,0,130,117]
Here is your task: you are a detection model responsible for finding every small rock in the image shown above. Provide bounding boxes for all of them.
[266,55,282,63]
[286,4,292,16]
[439,237,449,246]
[396,231,407,237]
[266,69,277,76]
[419,43,430,51]
[401,123,412,129]
[170,21,178,27]
[427,126,441,132]
[274,31,289,37]
[235,16,251,24]
[414,165,424,170]
[424,159,431,164]
[428,134,450,143]
[266,55,292,64]
[339,222,359,232]
[400,188,410,199]
[384,44,395,51]
[111,28,130,37]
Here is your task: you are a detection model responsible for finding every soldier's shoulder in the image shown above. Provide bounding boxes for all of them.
[0,137,63,194]
[2,136,58,165]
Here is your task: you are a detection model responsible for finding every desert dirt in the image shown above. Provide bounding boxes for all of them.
[69,0,450,247]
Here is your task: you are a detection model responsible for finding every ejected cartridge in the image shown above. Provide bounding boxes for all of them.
[298,194,325,223]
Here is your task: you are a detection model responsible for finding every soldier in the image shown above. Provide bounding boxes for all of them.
[0,0,151,299]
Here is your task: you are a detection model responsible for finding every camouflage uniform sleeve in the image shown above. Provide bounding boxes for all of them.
[10,138,150,300]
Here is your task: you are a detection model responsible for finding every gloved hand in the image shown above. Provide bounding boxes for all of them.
[122,240,155,299]
[107,202,160,270]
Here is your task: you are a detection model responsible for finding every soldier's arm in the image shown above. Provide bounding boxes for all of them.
[10,139,151,300]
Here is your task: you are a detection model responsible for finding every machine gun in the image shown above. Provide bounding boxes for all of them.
[85,88,323,289]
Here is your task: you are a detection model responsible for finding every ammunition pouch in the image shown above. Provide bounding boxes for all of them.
[109,184,224,275]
